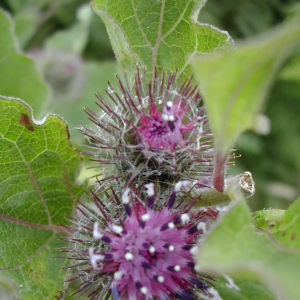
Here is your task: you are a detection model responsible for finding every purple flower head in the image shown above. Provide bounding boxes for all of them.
[63,182,218,299]
[138,93,196,151]
[81,69,234,190]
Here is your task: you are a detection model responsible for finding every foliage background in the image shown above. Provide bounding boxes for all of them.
[198,0,300,211]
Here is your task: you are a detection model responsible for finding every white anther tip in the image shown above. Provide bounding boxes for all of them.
[124,252,134,261]
[197,222,207,233]
[168,222,175,229]
[112,224,123,234]
[141,214,150,222]
[194,264,201,272]
[175,181,191,192]
[180,213,190,224]
[174,265,181,272]
[162,114,169,122]
[93,222,103,239]
[166,101,173,108]
[122,188,131,204]
[89,248,104,269]
[190,246,198,255]
[145,183,155,197]
[114,271,123,280]
[149,246,156,253]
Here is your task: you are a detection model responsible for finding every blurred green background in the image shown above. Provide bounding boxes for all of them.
[198,0,300,211]
[0,0,299,211]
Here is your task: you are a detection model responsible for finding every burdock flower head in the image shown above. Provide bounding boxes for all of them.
[82,69,227,191]
[63,182,218,299]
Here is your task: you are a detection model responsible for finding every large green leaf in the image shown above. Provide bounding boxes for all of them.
[0,10,49,117]
[191,21,300,192]
[0,98,83,299]
[92,0,232,82]
[196,199,300,300]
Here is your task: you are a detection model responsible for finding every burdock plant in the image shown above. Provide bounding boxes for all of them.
[81,69,254,203]
[63,69,255,299]
[63,182,219,299]
[82,69,221,192]
[2,0,300,299]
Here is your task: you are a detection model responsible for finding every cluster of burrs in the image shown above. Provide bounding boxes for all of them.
[63,69,255,299]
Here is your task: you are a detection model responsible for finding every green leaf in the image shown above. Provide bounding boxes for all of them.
[197,200,300,300]
[92,0,232,82]
[0,10,50,117]
[191,20,300,191]
[214,276,275,300]
[0,97,84,299]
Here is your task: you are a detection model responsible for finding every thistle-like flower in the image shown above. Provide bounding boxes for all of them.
[82,70,229,191]
[63,182,218,299]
